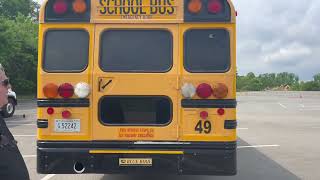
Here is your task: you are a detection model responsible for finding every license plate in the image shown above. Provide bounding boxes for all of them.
[119,158,152,166]
[54,119,80,133]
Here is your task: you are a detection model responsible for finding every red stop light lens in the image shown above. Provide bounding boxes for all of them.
[208,0,222,14]
[53,0,68,15]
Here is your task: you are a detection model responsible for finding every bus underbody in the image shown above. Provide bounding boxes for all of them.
[37,141,236,175]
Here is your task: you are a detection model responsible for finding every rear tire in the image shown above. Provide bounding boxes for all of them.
[2,98,15,118]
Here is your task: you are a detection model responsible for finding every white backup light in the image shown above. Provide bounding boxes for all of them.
[181,83,196,98]
[74,82,90,98]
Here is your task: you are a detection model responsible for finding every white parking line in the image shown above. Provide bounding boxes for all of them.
[237,144,280,149]
[299,109,320,111]
[237,128,249,130]
[23,155,36,158]
[41,174,56,180]
[300,104,305,108]
[6,123,36,126]
[5,120,34,123]
[278,102,287,109]
[13,135,36,137]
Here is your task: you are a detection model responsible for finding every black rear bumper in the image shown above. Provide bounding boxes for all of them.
[37,141,237,176]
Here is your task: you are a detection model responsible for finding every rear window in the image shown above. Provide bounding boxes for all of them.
[43,30,89,72]
[184,29,230,73]
[100,30,173,72]
[99,96,172,126]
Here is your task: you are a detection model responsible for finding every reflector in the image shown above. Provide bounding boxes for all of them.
[47,107,54,115]
[217,108,225,116]
[200,111,209,119]
[53,0,68,15]
[62,110,72,118]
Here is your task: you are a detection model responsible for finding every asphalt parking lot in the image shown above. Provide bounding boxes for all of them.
[5,92,320,180]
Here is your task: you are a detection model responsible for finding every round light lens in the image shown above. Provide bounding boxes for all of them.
[208,0,222,14]
[212,83,228,99]
[58,83,74,98]
[74,82,90,98]
[200,111,209,119]
[62,110,72,119]
[47,107,54,115]
[181,83,196,99]
[72,0,87,14]
[43,83,59,98]
[196,83,213,99]
[217,108,225,116]
[188,0,202,14]
[53,0,68,15]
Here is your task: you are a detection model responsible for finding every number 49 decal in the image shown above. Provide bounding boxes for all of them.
[195,120,212,134]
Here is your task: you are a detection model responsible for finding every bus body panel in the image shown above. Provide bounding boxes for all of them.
[37,0,237,176]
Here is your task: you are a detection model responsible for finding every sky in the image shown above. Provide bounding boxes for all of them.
[35,0,320,80]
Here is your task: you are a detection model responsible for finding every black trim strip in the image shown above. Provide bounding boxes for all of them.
[37,119,48,128]
[37,99,90,107]
[37,141,237,150]
[225,120,237,129]
[182,99,237,108]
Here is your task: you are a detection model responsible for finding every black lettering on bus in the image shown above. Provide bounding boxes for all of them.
[150,0,157,14]
[106,0,115,14]
[100,0,107,14]
[130,0,139,14]
[123,0,131,14]
[140,0,146,14]
[158,0,166,15]
[113,0,119,14]
[166,0,174,14]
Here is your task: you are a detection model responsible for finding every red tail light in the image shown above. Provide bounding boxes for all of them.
[62,110,72,118]
[200,111,209,119]
[53,0,68,15]
[196,83,213,99]
[58,83,74,98]
[208,0,222,14]
[212,83,228,99]
[217,108,225,116]
[47,107,54,115]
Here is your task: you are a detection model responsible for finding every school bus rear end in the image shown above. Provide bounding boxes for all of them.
[37,0,237,175]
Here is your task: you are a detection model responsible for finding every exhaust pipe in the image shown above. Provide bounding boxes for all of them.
[73,162,85,174]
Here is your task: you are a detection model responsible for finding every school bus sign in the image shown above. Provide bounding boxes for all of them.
[93,0,182,22]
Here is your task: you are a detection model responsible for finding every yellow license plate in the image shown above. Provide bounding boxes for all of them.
[119,158,152,166]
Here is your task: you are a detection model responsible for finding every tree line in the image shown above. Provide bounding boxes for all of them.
[237,72,320,91]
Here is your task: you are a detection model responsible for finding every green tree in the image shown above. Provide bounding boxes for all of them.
[314,73,320,83]
[0,15,38,94]
[0,0,34,19]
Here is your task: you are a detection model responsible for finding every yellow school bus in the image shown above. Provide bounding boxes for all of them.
[37,0,237,175]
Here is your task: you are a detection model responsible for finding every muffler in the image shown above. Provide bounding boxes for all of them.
[73,162,85,174]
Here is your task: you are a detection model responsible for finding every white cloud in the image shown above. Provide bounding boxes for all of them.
[263,42,312,65]
[233,0,320,80]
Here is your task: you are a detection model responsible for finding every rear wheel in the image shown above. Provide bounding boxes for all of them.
[2,98,15,118]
